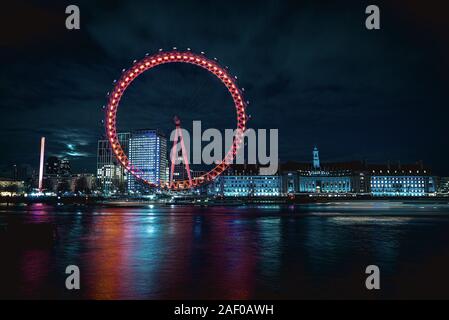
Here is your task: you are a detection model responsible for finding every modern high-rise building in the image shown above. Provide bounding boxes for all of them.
[127,129,167,194]
[97,132,130,195]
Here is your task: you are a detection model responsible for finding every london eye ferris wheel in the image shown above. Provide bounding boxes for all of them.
[104,49,248,190]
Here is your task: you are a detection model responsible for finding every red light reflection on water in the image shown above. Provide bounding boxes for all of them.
[78,207,261,299]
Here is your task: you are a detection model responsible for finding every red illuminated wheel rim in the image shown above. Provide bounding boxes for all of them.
[105,50,247,190]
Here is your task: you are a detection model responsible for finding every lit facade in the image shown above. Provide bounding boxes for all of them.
[370,171,436,197]
[296,147,358,194]
[280,147,435,197]
[97,132,130,195]
[299,174,352,193]
[0,178,25,196]
[282,171,300,194]
[219,175,281,197]
[127,129,167,193]
[209,164,281,197]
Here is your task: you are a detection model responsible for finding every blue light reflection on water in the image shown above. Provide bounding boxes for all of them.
[1,202,449,299]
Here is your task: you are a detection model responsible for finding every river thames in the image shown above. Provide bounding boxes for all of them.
[1,201,449,299]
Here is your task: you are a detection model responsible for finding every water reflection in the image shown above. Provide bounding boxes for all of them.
[1,203,449,299]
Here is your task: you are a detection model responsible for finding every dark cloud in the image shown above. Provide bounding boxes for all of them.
[0,0,448,174]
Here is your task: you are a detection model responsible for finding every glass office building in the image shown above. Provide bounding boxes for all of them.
[127,129,167,193]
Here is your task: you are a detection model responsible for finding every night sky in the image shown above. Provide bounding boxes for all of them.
[1,0,448,175]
